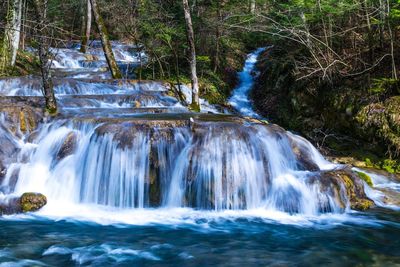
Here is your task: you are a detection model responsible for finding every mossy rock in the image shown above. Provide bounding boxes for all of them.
[320,168,374,211]
[0,104,42,135]
[0,192,47,215]
[20,193,47,213]
[355,171,373,187]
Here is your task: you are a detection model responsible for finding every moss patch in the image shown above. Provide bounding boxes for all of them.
[355,171,373,187]
[20,192,47,213]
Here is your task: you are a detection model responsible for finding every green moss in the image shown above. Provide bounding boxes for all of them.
[355,171,373,187]
[353,199,375,211]
[381,159,400,174]
[324,170,374,211]
[200,83,225,104]
[19,193,47,213]
[361,157,400,174]
[45,107,58,116]
[365,158,374,167]
[189,102,200,112]
[19,111,27,132]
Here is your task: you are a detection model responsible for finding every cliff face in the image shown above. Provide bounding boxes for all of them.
[252,48,400,173]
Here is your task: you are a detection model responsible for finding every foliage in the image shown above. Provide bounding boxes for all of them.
[355,171,373,187]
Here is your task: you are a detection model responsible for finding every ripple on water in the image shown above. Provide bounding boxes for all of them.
[0,259,46,267]
[42,243,161,265]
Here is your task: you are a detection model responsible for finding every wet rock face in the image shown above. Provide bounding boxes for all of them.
[0,161,6,183]
[20,193,47,213]
[0,124,21,180]
[0,193,47,215]
[290,141,320,172]
[0,104,43,185]
[0,105,43,135]
[317,168,374,211]
[57,132,78,160]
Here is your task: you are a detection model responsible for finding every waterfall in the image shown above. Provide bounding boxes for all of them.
[229,47,266,118]
[0,117,347,215]
[0,45,387,224]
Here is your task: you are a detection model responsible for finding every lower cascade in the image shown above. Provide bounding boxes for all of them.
[3,117,362,214]
[0,46,397,221]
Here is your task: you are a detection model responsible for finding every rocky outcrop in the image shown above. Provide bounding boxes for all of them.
[0,124,21,182]
[312,168,374,211]
[0,100,44,135]
[57,132,78,160]
[356,96,400,156]
[0,193,47,215]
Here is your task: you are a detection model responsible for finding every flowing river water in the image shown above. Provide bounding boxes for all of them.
[0,44,399,266]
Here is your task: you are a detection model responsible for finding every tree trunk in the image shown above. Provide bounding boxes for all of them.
[213,0,224,72]
[80,0,92,53]
[250,0,256,14]
[182,0,200,111]
[20,0,27,50]
[10,0,22,66]
[32,0,57,114]
[386,0,397,80]
[90,0,122,79]
[0,0,23,73]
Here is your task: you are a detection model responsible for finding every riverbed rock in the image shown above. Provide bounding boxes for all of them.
[0,193,47,215]
[317,168,374,211]
[0,125,21,178]
[289,137,320,172]
[57,132,78,160]
[0,161,6,183]
[0,103,43,135]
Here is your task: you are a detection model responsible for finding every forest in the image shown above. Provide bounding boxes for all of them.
[2,0,400,170]
[0,1,400,266]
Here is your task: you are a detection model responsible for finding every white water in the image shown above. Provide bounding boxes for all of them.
[229,48,266,118]
[1,45,398,227]
[353,167,400,210]
[50,42,145,69]
[1,117,346,219]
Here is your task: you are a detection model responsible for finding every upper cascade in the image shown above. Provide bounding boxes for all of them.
[229,47,266,118]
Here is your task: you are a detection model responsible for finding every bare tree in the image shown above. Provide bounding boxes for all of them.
[80,0,92,53]
[250,0,256,14]
[182,0,200,111]
[0,0,23,74]
[32,0,57,114]
[90,0,122,79]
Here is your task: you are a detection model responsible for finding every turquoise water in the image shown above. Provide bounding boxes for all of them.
[1,208,399,266]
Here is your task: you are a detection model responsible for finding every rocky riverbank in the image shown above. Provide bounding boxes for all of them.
[252,47,400,175]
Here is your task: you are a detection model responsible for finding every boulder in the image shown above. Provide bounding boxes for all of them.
[0,105,42,135]
[0,161,6,183]
[57,132,78,160]
[0,126,20,179]
[316,168,374,211]
[289,138,320,172]
[0,193,47,215]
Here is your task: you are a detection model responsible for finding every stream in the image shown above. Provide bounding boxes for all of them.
[0,44,399,266]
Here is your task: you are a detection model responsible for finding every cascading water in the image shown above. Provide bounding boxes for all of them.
[1,45,400,266]
[0,44,387,217]
[228,47,266,118]
[2,117,344,214]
